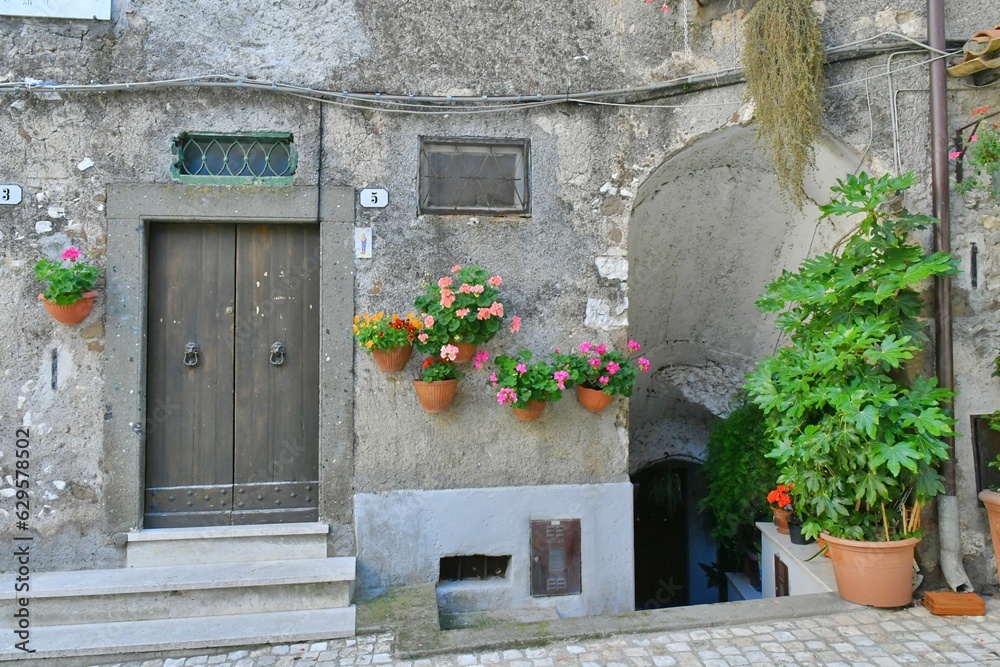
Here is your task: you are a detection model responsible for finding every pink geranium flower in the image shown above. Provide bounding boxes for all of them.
[489,301,504,317]
[489,372,499,387]
[473,350,490,369]
[459,284,473,294]
[627,340,641,352]
[440,290,456,308]
[949,150,963,160]
[470,284,484,294]
[497,387,518,405]
[440,344,460,361]
[477,308,492,320]
[451,264,462,273]
[515,363,527,374]
[638,357,650,372]
[553,370,570,390]
[456,308,470,318]
[438,276,453,288]
[417,333,429,342]
[606,361,620,375]
[599,376,610,385]
[61,247,81,261]
[589,357,602,368]
[509,316,521,333]
[423,315,435,328]
[579,342,593,353]
[488,275,503,287]
[595,344,607,355]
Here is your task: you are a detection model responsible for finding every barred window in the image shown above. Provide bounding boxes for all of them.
[171,132,296,185]
[419,138,530,215]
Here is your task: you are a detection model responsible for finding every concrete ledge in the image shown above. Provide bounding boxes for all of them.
[126,523,330,541]
[0,557,355,599]
[127,523,330,567]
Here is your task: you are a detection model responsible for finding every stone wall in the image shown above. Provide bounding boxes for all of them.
[1,0,999,591]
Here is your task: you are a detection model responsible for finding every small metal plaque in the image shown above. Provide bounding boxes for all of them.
[359,188,388,208]
[530,519,581,597]
[0,185,22,205]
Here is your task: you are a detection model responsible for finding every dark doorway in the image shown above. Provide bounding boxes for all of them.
[633,460,717,609]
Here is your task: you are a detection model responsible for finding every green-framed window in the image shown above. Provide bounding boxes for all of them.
[171,132,297,185]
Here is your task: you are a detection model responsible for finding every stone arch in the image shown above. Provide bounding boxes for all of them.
[627,123,860,474]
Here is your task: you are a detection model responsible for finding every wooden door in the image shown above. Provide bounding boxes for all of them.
[144,223,319,528]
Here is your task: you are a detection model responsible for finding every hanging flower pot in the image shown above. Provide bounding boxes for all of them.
[979,489,1000,581]
[371,345,413,372]
[512,400,546,421]
[453,342,477,363]
[412,379,458,413]
[576,385,612,413]
[820,533,920,607]
[39,291,98,325]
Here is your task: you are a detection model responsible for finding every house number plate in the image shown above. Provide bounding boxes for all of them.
[359,188,388,208]
[0,185,22,206]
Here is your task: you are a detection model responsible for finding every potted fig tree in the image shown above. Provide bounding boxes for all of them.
[745,171,958,607]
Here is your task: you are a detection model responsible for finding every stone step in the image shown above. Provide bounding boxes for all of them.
[0,606,355,665]
[0,557,355,628]
[126,522,330,567]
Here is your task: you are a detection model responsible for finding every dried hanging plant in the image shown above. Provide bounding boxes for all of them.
[742,0,825,208]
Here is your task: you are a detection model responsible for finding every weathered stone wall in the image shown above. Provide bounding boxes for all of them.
[1,0,999,591]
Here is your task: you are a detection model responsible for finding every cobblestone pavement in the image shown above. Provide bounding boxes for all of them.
[93,603,1000,667]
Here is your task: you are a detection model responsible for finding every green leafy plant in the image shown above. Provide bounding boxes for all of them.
[742,0,825,209]
[552,340,650,397]
[698,395,777,559]
[417,356,461,383]
[953,106,1000,200]
[414,265,518,354]
[352,312,423,352]
[489,350,566,409]
[34,247,100,305]
[745,171,958,542]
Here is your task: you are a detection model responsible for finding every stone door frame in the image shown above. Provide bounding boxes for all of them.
[103,184,355,550]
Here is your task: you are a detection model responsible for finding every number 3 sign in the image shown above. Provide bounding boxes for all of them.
[359,188,388,209]
[0,184,22,206]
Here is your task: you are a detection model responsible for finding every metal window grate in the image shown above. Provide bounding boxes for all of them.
[171,132,296,185]
[419,138,530,215]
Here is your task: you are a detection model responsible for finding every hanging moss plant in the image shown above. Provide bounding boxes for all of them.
[742,0,825,208]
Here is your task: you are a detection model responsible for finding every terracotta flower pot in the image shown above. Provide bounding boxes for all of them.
[771,506,792,535]
[453,342,477,363]
[820,532,920,608]
[979,489,1000,579]
[39,291,97,325]
[371,345,413,372]
[576,386,612,413]
[412,379,458,413]
[512,400,546,421]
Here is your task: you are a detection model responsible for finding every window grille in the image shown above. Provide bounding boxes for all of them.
[419,138,530,215]
[171,132,296,185]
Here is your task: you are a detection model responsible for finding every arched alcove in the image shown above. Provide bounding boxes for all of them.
[626,124,860,607]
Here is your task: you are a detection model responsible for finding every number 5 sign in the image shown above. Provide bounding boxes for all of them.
[359,188,388,209]
[0,184,22,205]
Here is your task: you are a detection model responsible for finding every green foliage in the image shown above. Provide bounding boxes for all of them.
[742,0,825,209]
[418,357,461,382]
[698,395,777,556]
[414,265,508,352]
[34,249,100,305]
[352,312,422,352]
[745,171,958,542]
[491,350,565,409]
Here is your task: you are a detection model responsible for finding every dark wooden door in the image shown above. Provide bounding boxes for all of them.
[144,223,319,528]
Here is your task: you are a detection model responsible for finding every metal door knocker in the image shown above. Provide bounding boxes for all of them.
[183,342,200,367]
[270,341,286,366]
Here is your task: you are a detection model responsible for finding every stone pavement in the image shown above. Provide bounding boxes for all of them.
[88,598,1000,667]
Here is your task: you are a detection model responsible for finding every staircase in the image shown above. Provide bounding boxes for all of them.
[0,523,355,666]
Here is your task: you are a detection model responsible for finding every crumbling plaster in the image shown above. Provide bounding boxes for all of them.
[0,0,998,590]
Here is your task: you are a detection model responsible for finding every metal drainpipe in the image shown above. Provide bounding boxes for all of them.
[929,0,972,592]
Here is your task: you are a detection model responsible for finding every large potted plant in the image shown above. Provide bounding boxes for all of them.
[34,246,101,324]
[745,171,958,607]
